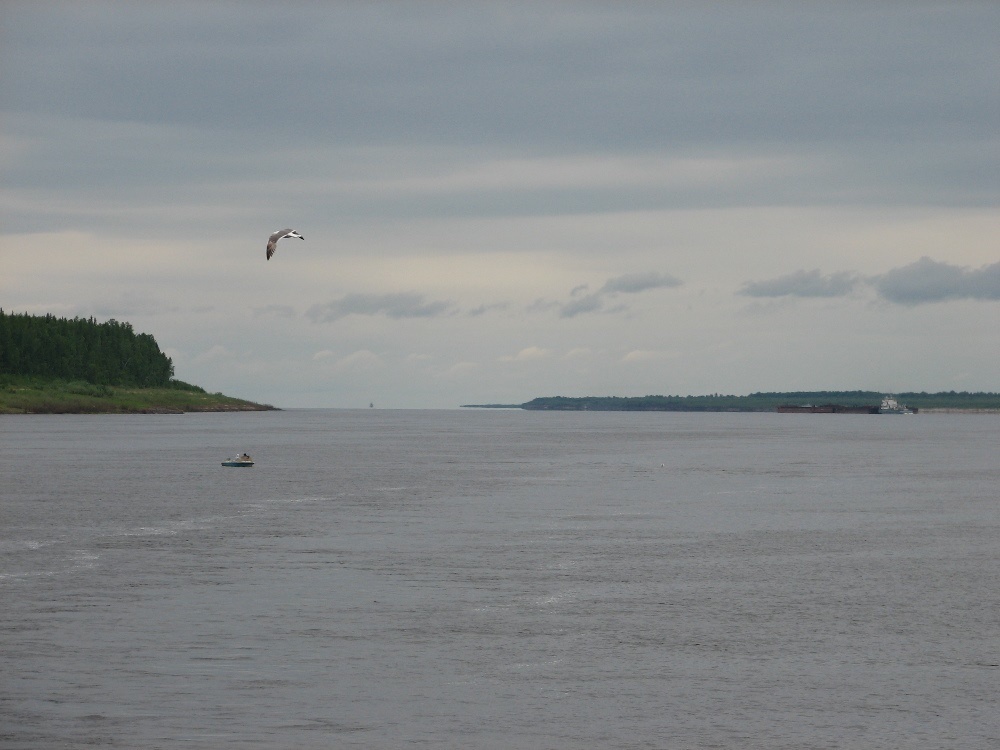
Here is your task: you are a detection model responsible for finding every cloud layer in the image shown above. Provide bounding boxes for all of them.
[560,271,682,318]
[741,260,1000,305]
[306,293,453,324]
[873,257,1000,305]
[740,269,861,299]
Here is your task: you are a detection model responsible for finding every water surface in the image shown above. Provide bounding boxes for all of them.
[2,410,998,748]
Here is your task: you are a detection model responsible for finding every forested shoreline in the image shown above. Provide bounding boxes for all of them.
[0,311,274,414]
[465,391,1000,412]
[0,310,173,386]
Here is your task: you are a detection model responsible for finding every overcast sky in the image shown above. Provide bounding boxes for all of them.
[2,2,998,407]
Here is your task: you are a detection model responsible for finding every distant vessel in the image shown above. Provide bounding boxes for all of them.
[776,404,879,414]
[222,453,254,467]
[879,396,915,414]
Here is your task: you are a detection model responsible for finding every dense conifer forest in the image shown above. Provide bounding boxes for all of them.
[0,311,273,413]
[0,310,174,387]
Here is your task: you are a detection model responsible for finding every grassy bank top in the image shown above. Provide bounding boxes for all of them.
[0,376,276,415]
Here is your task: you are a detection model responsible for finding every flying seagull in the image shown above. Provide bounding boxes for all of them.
[266,228,304,260]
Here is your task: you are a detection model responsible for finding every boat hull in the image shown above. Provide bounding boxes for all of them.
[776,404,879,414]
[221,461,254,467]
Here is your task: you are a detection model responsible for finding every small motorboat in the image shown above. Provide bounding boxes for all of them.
[222,453,254,467]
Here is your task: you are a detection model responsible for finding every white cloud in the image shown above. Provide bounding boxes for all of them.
[500,346,550,362]
[621,349,672,364]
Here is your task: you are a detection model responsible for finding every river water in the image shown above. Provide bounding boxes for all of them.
[1,409,998,748]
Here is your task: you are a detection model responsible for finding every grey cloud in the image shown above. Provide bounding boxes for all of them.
[739,259,1000,305]
[252,305,296,319]
[526,298,560,314]
[4,5,997,152]
[560,271,682,317]
[307,293,453,323]
[873,257,1000,305]
[3,3,998,239]
[601,271,682,295]
[467,302,509,317]
[739,269,861,298]
[560,294,603,318]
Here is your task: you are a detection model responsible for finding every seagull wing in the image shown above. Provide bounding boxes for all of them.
[266,228,296,260]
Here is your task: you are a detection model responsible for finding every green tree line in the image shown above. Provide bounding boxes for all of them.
[520,390,1000,411]
[0,310,174,387]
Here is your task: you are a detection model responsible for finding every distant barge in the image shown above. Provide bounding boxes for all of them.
[776,404,880,414]
[776,402,917,414]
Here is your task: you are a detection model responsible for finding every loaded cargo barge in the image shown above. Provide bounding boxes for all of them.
[776,404,880,414]
[776,397,918,414]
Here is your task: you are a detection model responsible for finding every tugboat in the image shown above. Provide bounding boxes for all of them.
[222,452,254,467]
[879,396,915,414]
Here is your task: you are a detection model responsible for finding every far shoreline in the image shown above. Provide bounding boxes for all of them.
[462,391,1000,413]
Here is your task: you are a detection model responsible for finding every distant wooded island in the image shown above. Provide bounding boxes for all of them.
[464,391,1000,412]
[0,310,274,414]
